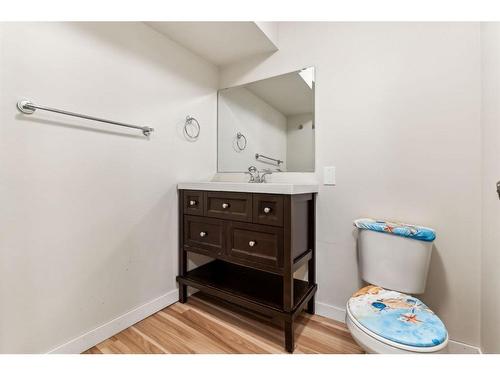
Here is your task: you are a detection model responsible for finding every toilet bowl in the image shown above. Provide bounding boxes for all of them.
[346,285,448,354]
[348,219,448,354]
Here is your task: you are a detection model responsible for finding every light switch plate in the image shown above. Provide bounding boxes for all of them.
[324,166,336,185]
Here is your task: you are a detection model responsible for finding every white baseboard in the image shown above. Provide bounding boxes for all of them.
[444,340,481,354]
[315,300,346,323]
[314,300,481,354]
[47,289,179,354]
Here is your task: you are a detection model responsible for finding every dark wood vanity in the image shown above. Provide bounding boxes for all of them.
[177,188,317,352]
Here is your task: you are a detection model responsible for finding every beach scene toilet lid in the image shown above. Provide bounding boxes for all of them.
[347,285,447,348]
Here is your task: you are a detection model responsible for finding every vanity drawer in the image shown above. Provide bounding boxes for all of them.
[184,215,225,256]
[227,222,283,269]
[205,191,252,222]
[183,190,204,216]
[253,194,284,227]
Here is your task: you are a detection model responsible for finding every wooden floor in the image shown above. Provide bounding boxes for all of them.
[83,293,364,354]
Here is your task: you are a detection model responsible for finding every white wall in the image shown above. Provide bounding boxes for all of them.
[480,23,500,354]
[286,113,314,172]
[0,22,218,353]
[218,87,287,171]
[219,23,482,346]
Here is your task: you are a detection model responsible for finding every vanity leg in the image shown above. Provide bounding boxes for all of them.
[178,250,188,303]
[306,295,315,314]
[178,190,188,304]
[306,194,316,315]
[179,283,187,304]
[284,320,295,353]
[306,255,316,314]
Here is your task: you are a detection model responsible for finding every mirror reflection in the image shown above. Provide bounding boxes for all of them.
[217,67,315,173]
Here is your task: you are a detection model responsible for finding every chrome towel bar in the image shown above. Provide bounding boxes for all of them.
[255,153,283,166]
[17,99,154,137]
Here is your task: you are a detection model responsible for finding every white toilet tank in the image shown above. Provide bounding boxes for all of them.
[357,226,434,294]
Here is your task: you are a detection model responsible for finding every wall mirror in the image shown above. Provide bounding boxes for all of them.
[217,67,315,173]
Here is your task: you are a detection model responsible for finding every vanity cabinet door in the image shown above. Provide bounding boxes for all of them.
[227,222,283,269]
[205,192,252,222]
[253,194,284,227]
[184,215,225,256]
[183,190,204,216]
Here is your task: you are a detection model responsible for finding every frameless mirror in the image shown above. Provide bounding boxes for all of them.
[217,67,315,173]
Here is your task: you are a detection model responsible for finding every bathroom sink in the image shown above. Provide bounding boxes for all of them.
[177,181,319,195]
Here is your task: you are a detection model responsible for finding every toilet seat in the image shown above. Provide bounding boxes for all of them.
[347,285,448,353]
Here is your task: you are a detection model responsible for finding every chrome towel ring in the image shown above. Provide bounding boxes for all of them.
[236,132,247,150]
[184,115,200,140]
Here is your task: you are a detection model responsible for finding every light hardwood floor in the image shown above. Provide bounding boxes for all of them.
[83,293,364,354]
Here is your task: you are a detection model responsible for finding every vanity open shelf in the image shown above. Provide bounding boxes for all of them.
[177,186,317,352]
[178,260,317,314]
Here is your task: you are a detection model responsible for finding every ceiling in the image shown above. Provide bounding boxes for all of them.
[145,22,278,66]
[245,70,314,116]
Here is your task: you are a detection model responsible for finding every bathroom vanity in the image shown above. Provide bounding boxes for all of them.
[177,66,318,352]
[177,182,318,352]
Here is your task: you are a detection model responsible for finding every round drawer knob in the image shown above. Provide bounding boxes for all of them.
[263,207,271,214]
[222,203,230,209]
[189,200,197,206]
[199,231,207,237]
[248,240,256,247]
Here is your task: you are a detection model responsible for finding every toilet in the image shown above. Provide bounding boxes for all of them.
[346,218,448,354]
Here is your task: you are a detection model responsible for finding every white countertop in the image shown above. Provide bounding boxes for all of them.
[177,181,319,195]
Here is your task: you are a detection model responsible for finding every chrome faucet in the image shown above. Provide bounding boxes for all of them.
[245,166,272,183]
[259,168,273,182]
[246,166,259,182]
